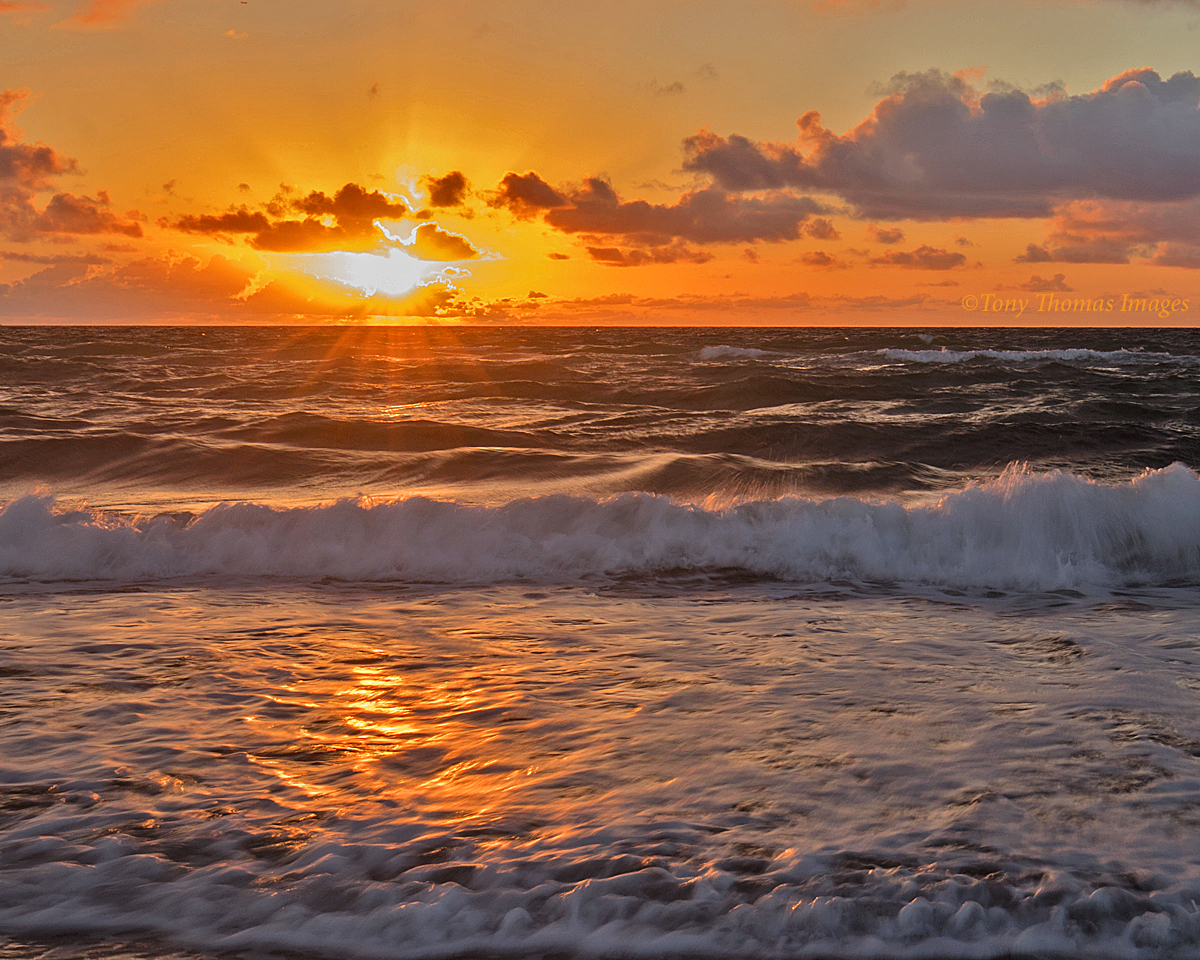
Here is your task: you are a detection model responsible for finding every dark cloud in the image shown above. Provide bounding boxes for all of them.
[553,178,827,245]
[423,171,469,208]
[683,67,1200,220]
[869,244,966,268]
[171,208,272,236]
[248,218,370,253]
[585,243,713,266]
[167,183,412,254]
[489,171,569,218]
[492,170,827,245]
[28,191,142,237]
[868,225,905,244]
[805,217,840,240]
[288,182,409,224]
[801,250,849,268]
[1014,243,1055,263]
[1,90,143,241]
[547,252,570,260]
[1020,196,1200,266]
[1020,273,1074,292]
[1153,244,1200,267]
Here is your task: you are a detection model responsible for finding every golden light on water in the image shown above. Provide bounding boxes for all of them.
[242,641,538,823]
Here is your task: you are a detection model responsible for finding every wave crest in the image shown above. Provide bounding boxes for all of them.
[2,464,1199,589]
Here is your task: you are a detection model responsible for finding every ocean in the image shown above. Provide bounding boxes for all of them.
[2,325,1200,960]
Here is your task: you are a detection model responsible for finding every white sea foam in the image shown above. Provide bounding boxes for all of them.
[699,345,774,360]
[3,829,1200,960]
[2,463,1198,589]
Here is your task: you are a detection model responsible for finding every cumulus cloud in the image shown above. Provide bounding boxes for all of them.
[585,242,713,266]
[493,172,828,249]
[171,208,272,237]
[868,225,905,244]
[800,250,849,268]
[489,171,568,218]
[167,183,412,253]
[869,245,965,268]
[1,89,74,189]
[286,182,409,224]
[404,222,480,261]
[0,90,143,241]
[423,171,469,208]
[805,217,840,240]
[547,179,827,244]
[1014,243,1055,263]
[683,67,1200,220]
[1012,196,1200,266]
[1020,273,1074,292]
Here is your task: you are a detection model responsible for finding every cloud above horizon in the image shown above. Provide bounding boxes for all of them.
[170,182,413,253]
[490,172,831,264]
[683,67,1200,220]
[0,88,143,241]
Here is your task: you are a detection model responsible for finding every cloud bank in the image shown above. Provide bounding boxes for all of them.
[683,67,1200,220]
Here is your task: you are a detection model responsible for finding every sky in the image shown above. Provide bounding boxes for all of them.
[2,0,1200,325]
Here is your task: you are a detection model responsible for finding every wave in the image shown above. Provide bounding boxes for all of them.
[879,346,1184,365]
[2,464,1199,589]
[698,345,774,360]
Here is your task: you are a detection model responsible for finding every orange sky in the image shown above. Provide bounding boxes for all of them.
[3,0,1200,324]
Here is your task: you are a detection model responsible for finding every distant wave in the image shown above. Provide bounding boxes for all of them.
[3,464,1198,590]
[879,346,1183,365]
[698,345,774,360]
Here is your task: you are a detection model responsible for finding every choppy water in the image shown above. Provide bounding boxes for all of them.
[3,326,1200,960]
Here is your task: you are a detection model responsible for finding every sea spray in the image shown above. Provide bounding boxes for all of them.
[3,463,1198,589]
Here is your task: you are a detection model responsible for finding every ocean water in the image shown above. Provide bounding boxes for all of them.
[2,325,1200,960]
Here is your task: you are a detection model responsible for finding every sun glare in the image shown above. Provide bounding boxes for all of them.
[294,249,435,297]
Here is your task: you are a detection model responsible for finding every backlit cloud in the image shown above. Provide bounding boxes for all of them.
[0,89,143,241]
[683,67,1200,220]
[404,222,481,261]
[1014,196,1200,267]
[423,171,469,208]
[493,172,828,249]
[168,183,412,253]
[489,171,568,219]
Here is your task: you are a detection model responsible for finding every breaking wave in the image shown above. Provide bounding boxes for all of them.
[3,463,1199,590]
